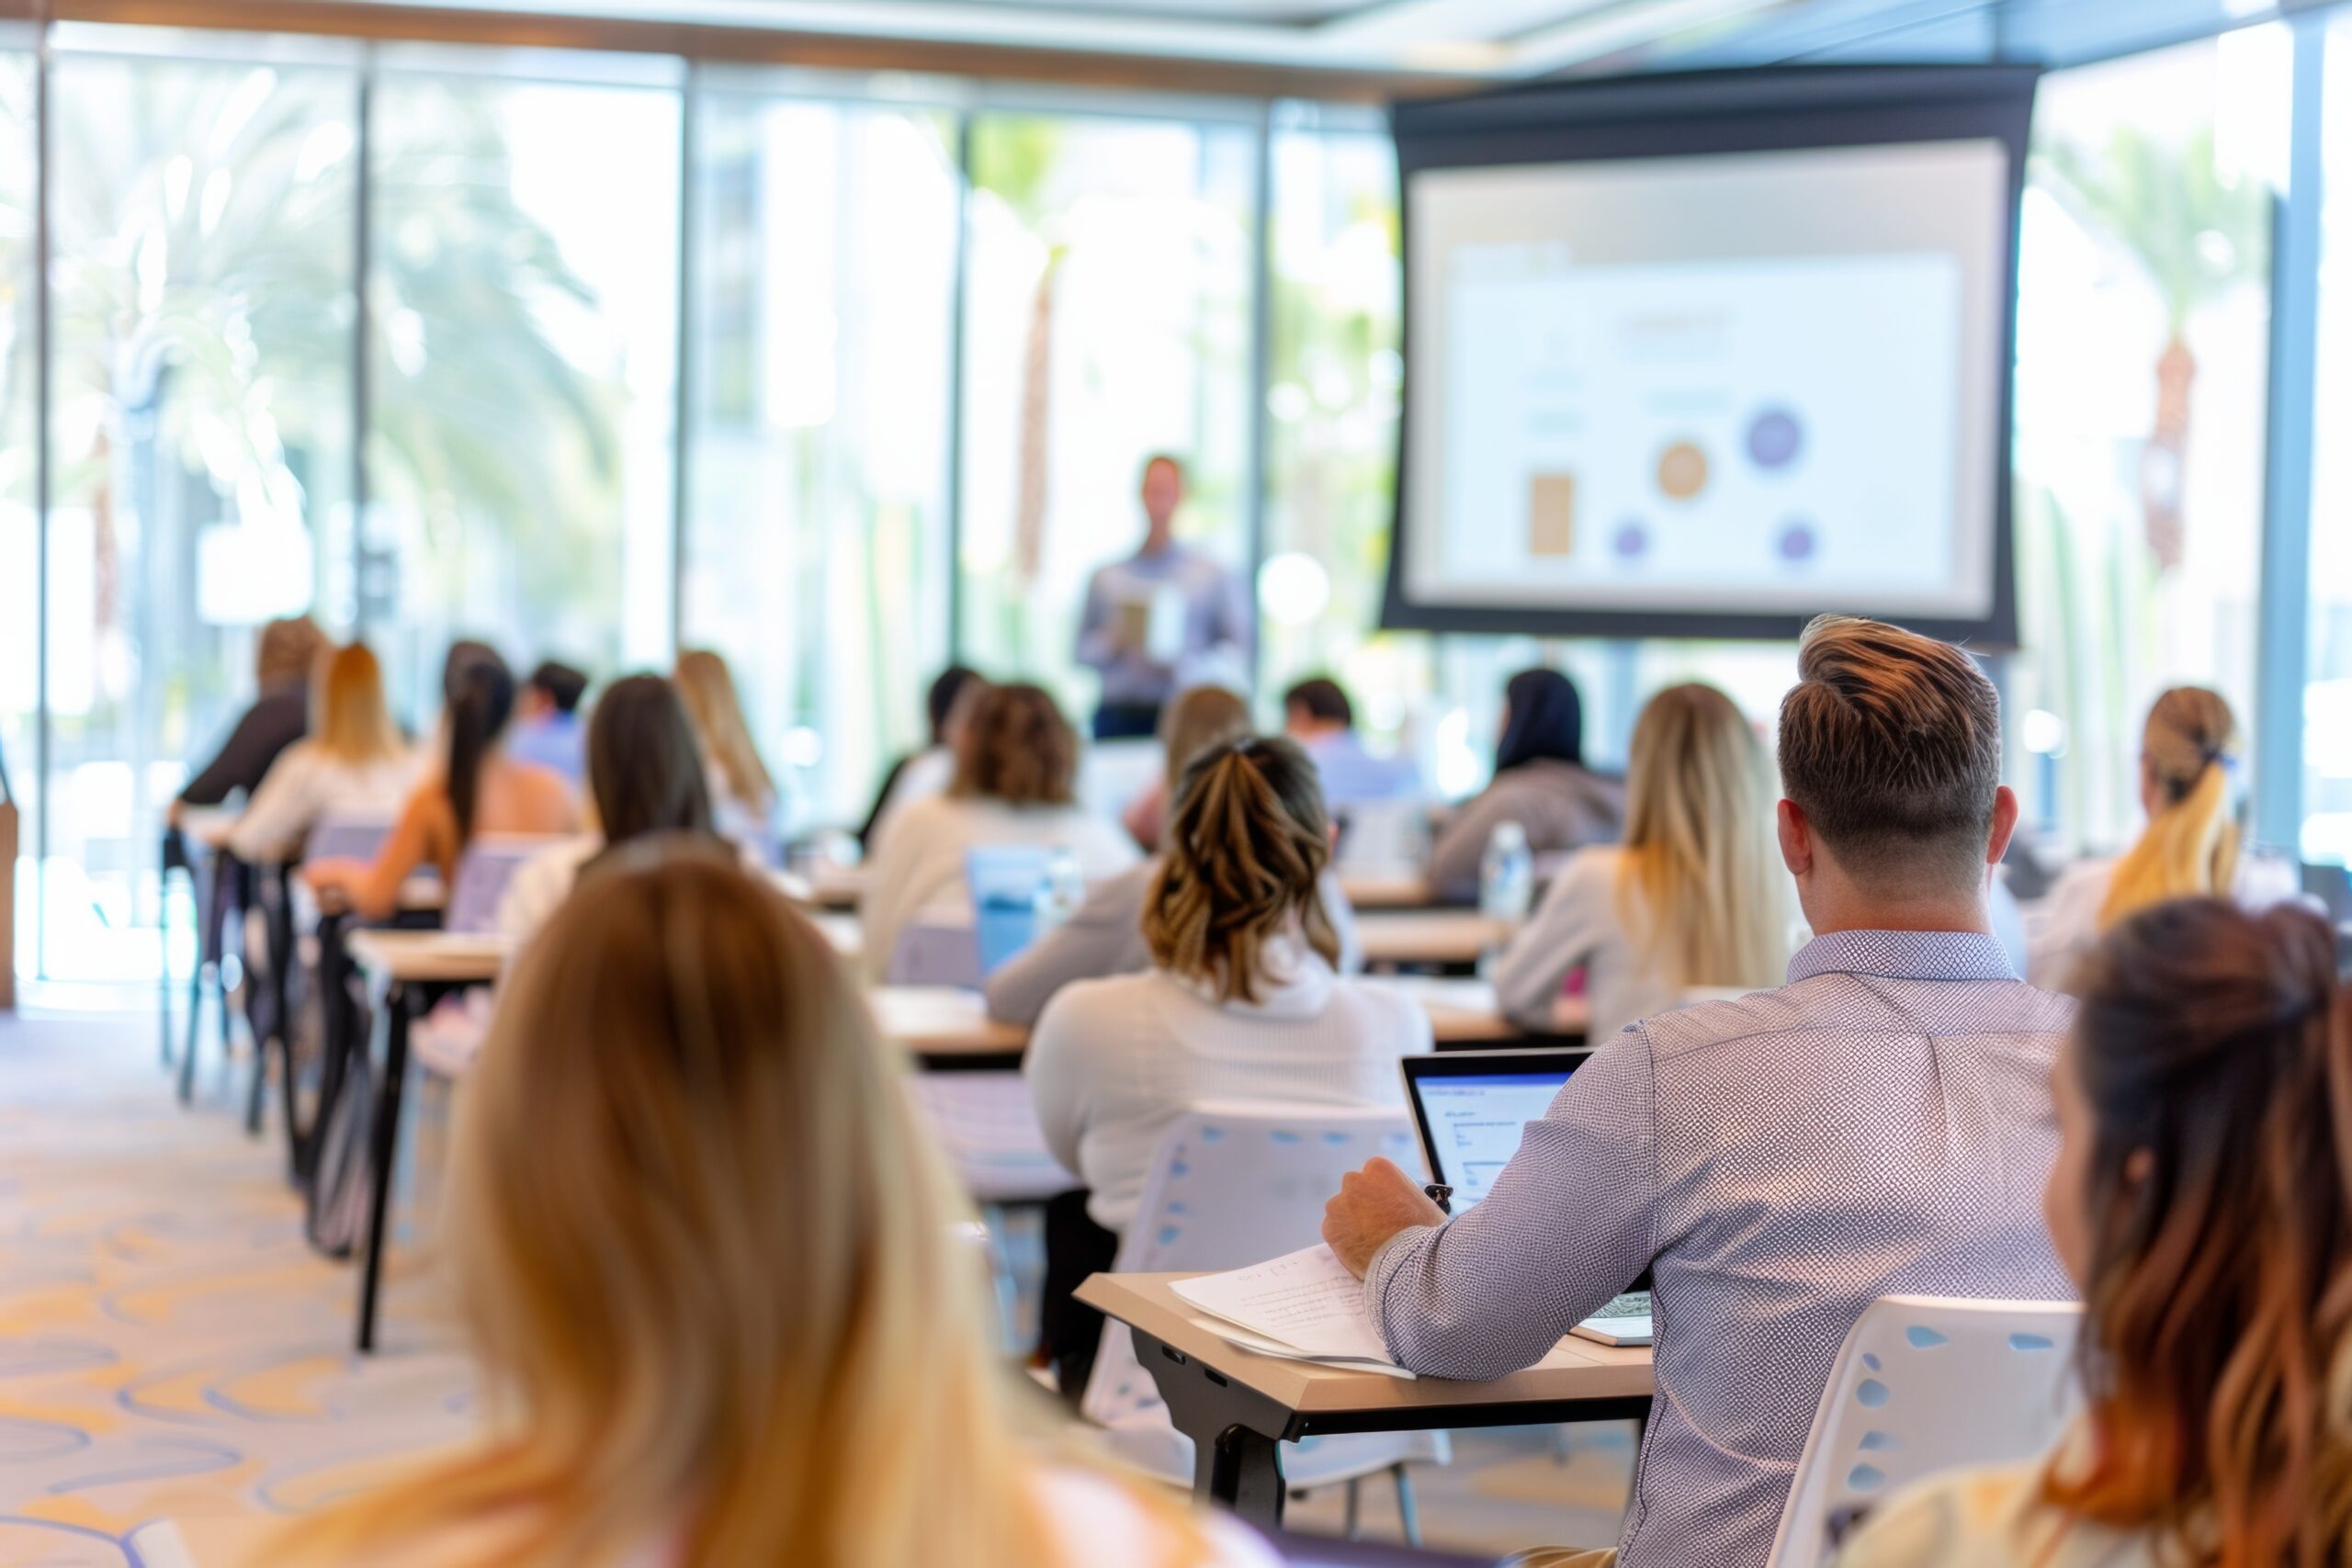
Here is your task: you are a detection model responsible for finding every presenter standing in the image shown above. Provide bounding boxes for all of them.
[1074,454,1251,740]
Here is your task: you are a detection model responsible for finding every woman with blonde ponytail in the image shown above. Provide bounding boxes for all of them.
[1024,738,1431,1394]
[266,840,1270,1568]
[2029,687,2243,988]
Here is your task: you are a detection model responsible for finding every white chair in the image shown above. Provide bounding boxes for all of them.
[904,1071,1078,1349]
[1084,1100,1450,1540]
[1768,1294,2083,1568]
[886,915,982,988]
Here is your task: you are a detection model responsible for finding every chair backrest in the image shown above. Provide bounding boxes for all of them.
[1083,1099,1417,1431]
[1115,1100,1418,1275]
[446,836,564,935]
[301,811,396,866]
[886,915,982,988]
[1769,1294,2083,1568]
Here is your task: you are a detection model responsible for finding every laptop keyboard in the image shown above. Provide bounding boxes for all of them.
[1593,1292,1651,1320]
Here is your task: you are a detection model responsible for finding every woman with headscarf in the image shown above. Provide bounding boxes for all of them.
[1425,668,1626,904]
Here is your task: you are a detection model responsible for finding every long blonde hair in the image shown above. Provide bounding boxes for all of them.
[1616,683,1790,993]
[2100,686,2241,931]
[271,842,1066,1567]
[310,642,404,767]
[673,649,776,815]
[1146,737,1340,1004]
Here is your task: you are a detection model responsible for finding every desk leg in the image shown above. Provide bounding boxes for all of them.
[177,852,209,1104]
[158,837,175,1069]
[1130,1327,1290,1530]
[356,981,412,1356]
[304,914,352,1185]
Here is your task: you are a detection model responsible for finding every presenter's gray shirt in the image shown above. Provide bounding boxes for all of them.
[1364,931,2075,1568]
[1074,544,1251,708]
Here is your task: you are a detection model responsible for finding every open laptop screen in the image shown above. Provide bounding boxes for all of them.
[1401,1049,1589,1211]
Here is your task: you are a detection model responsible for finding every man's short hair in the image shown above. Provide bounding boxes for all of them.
[1140,452,1186,484]
[1777,615,2002,893]
[527,660,591,715]
[1283,677,1353,728]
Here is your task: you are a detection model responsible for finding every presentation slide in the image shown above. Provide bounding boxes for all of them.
[1395,132,2018,636]
[1419,1072,1570,1209]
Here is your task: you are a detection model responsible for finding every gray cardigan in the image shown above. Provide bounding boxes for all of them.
[1425,758,1627,905]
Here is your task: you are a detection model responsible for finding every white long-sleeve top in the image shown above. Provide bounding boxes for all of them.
[1025,942,1433,1232]
[226,741,418,863]
[860,795,1139,984]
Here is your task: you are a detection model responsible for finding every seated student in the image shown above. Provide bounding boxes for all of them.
[267,844,1275,1568]
[305,651,579,919]
[1838,897,2351,1568]
[1425,668,1625,903]
[1283,675,1419,808]
[985,687,1364,1026]
[1026,738,1432,1394]
[861,682,1136,984]
[228,641,416,863]
[674,649,778,853]
[1118,682,1247,852]
[1322,615,2073,1568]
[2029,686,2241,987]
[861,665,984,853]
[169,615,328,827]
[496,675,717,947]
[1492,682,1789,1040]
[504,660,590,787]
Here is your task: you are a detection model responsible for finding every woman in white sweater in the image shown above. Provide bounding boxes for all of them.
[1024,738,1430,1392]
[860,682,1136,983]
[1492,682,1791,1040]
[228,641,415,864]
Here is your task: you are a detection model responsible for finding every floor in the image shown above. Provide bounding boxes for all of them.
[0,1000,1634,1566]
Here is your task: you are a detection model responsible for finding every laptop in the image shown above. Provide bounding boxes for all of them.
[1399,1050,1654,1348]
[965,846,1053,976]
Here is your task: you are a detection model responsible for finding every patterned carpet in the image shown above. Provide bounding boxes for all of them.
[0,1003,477,1567]
[0,1000,1631,1566]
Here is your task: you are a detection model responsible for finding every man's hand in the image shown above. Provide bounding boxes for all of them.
[1322,1157,1447,1280]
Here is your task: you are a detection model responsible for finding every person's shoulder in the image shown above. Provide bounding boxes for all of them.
[1331,974,1435,1042]
[1836,1456,2088,1568]
[1032,1466,1280,1568]
[1034,970,1168,1038]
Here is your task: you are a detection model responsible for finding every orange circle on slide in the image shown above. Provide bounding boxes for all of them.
[1657,441,1710,502]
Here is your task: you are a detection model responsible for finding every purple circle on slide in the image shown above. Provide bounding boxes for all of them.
[1747,408,1804,469]
[1778,520,1818,562]
[1613,521,1650,559]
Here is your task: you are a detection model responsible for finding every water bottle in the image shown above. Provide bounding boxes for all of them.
[1477,821,1534,980]
[1037,848,1087,936]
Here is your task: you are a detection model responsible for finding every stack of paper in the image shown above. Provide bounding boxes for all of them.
[1171,1245,1414,1378]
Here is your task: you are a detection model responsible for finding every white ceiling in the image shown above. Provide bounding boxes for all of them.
[349,0,1799,78]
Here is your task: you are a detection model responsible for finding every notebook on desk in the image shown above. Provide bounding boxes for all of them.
[1399,1050,1653,1348]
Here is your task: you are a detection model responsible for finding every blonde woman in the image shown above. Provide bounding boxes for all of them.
[265,841,1272,1568]
[1492,683,1790,1039]
[228,642,416,863]
[673,649,778,847]
[2028,686,2241,988]
[861,682,1137,984]
[1024,738,1430,1393]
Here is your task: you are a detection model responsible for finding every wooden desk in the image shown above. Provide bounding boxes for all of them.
[1077,1271,1652,1527]
[869,986,1030,1072]
[775,863,866,912]
[1336,867,1439,910]
[1354,909,1510,972]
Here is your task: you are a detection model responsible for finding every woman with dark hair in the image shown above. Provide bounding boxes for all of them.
[497,675,719,944]
[1425,668,1625,902]
[860,664,986,852]
[1839,897,2352,1568]
[305,647,578,919]
[860,682,1136,984]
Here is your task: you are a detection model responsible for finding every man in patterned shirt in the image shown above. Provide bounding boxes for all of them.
[1322,614,2074,1568]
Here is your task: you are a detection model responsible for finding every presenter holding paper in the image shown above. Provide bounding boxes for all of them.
[1074,454,1251,740]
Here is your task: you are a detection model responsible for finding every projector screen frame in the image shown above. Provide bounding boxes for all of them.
[1380,64,2040,649]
